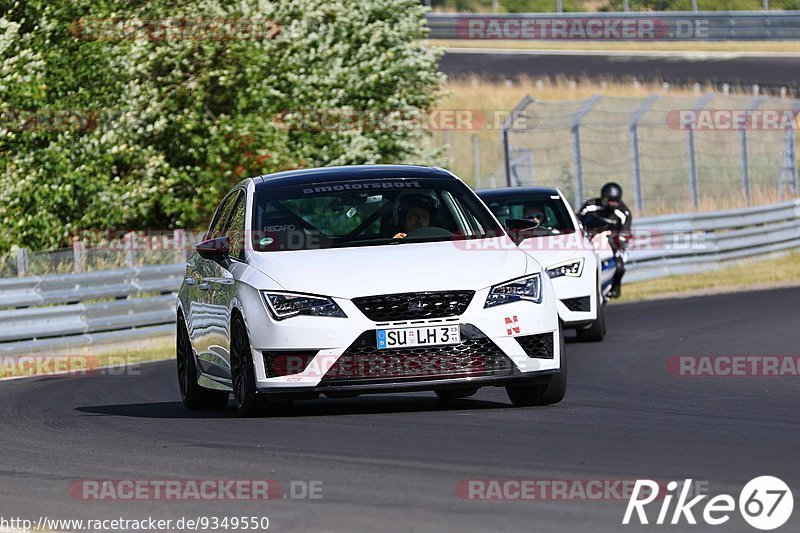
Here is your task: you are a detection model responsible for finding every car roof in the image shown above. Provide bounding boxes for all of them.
[251,165,454,191]
[476,186,562,198]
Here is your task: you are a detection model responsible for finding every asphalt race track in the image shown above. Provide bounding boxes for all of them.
[0,287,798,532]
[440,49,800,91]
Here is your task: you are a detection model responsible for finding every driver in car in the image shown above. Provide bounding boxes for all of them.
[392,194,438,239]
[522,205,545,226]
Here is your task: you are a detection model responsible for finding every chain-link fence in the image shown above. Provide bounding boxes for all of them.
[498,93,800,214]
[0,230,205,278]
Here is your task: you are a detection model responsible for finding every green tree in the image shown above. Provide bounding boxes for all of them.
[0,0,442,252]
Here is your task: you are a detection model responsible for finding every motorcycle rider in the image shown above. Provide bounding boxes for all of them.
[578,182,632,298]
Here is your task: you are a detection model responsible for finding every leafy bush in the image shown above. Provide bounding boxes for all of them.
[0,0,442,253]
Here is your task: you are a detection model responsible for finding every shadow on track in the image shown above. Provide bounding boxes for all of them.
[75,395,512,419]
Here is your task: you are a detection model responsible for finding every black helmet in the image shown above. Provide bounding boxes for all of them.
[395,193,438,225]
[600,182,623,206]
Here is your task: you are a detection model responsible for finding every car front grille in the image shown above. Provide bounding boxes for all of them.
[515,333,555,359]
[352,291,475,322]
[321,325,515,383]
[562,296,591,312]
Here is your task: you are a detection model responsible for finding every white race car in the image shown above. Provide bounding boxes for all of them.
[478,187,617,342]
[177,166,566,415]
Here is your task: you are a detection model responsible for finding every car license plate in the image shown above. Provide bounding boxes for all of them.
[376,325,460,349]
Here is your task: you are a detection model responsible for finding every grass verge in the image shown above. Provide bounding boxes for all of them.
[0,335,174,380]
[616,251,800,303]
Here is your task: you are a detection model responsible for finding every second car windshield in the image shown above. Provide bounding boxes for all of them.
[484,194,576,234]
[251,178,503,251]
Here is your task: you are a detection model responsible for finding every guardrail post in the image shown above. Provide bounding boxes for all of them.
[686,93,715,211]
[739,97,765,207]
[124,232,137,268]
[792,105,800,194]
[501,95,534,188]
[629,95,658,214]
[72,237,86,273]
[571,95,601,207]
[15,247,29,278]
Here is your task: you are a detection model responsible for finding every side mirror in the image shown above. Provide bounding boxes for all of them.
[504,218,540,245]
[196,236,230,260]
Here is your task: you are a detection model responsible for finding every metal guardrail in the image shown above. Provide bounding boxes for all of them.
[626,198,800,281]
[1,200,798,354]
[427,11,800,41]
[0,264,184,355]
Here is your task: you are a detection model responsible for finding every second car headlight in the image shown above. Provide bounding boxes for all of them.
[262,291,347,320]
[484,274,542,308]
[546,257,585,279]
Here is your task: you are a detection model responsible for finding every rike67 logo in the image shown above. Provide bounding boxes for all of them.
[623,477,794,530]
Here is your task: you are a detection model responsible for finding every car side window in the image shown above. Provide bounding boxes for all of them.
[207,192,238,240]
[226,192,247,261]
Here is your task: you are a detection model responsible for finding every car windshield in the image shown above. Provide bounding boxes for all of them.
[251,177,503,251]
[482,193,576,235]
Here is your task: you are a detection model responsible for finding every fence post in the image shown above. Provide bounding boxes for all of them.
[556,0,563,12]
[500,95,535,187]
[15,247,30,278]
[739,97,765,207]
[72,236,86,273]
[174,229,187,262]
[622,0,629,11]
[686,93,715,211]
[472,134,481,187]
[629,94,658,214]
[571,95,602,207]
[691,0,698,11]
[124,232,137,268]
[444,130,452,168]
[780,114,800,198]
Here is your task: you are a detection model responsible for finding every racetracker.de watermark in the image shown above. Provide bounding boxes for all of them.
[70,17,281,41]
[272,109,538,132]
[455,479,705,501]
[454,17,708,40]
[667,109,800,131]
[0,355,143,379]
[69,479,323,501]
[666,355,800,377]
[0,108,100,132]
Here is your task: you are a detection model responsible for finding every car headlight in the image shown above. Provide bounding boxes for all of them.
[262,291,347,320]
[546,258,585,279]
[484,274,542,308]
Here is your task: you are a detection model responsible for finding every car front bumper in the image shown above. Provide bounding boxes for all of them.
[242,286,562,392]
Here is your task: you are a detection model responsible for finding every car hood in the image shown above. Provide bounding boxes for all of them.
[248,237,532,299]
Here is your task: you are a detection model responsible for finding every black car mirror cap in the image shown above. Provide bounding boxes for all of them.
[196,236,230,260]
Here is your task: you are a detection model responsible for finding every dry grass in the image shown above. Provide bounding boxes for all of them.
[617,251,800,303]
[427,77,800,215]
[430,39,800,53]
[0,336,174,379]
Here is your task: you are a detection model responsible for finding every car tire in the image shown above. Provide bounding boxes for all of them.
[576,282,606,342]
[177,316,229,410]
[506,329,567,407]
[435,388,478,400]
[230,315,267,417]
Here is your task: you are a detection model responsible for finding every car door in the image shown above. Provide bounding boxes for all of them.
[196,190,246,381]
[190,191,239,373]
